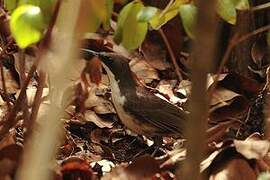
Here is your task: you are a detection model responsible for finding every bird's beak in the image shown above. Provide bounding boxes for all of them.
[80,48,99,60]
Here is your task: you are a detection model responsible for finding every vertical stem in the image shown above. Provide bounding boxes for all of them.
[16,0,81,179]
[25,70,46,139]
[180,0,218,179]
[159,29,183,81]
[0,60,11,109]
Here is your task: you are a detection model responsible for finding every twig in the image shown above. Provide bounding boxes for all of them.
[18,49,26,83]
[209,24,270,98]
[0,0,63,141]
[158,29,183,81]
[235,24,270,44]
[252,2,270,11]
[0,59,11,109]
[0,40,15,109]
[159,0,174,18]
[25,70,46,139]
[0,58,39,140]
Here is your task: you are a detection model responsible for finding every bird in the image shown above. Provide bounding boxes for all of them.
[81,48,188,138]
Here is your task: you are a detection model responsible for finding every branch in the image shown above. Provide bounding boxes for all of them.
[252,2,270,11]
[159,29,183,81]
[180,0,219,179]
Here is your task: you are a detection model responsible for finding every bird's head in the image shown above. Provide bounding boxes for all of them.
[81,48,136,89]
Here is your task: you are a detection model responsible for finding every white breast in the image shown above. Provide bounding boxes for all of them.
[102,63,155,135]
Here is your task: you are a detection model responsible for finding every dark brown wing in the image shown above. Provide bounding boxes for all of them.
[123,87,187,136]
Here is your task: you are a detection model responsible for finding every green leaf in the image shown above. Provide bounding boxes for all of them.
[113,1,134,44]
[179,4,197,39]
[231,0,250,10]
[217,0,237,24]
[149,0,188,29]
[103,0,113,30]
[137,6,158,22]
[19,0,56,23]
[10,5,45,48]
[4,0,17,12]
[114,1,148,50]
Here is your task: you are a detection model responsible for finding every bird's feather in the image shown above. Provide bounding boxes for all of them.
[123,86,187,136]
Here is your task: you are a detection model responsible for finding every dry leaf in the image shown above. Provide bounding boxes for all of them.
[156,80,182,104]
[234,138,270,160]
[210,87,241,107]
[129,57,159,84]
[84,110,114,128]
[141,33,170,70]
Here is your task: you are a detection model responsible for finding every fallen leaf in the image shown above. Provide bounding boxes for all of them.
[234,136,270,159]
[141,32,170,70]
[129,57,159,84]
[156,80,182,104]
[84,110,114,128]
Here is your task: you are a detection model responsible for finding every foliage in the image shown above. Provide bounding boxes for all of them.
[113,1,148,50]
[4,0,250,49]
[10,5,45,48]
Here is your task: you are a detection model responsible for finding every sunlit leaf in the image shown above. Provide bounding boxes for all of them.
[137,6,158,22]
[217,0,237,24]
[10,5,45,48]
[19,0,56,23]
[149,0,188,29]
[231,0,250,10]
[114,1,148,50]
[179,4,197,39]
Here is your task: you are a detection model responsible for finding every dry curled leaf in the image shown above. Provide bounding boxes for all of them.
[84,110,114,128]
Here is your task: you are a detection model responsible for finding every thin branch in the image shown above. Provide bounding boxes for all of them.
[25,70,46,139]
[209,24,270,98]
[159,0,174,18]
[18,49,26,83]
[252,2,270,11]
[0,40,15,109]
[235,24,270,44]
[159,28,183,81]
[0,58,39,140]
[0,0,63,141]
[0,59,11,109]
